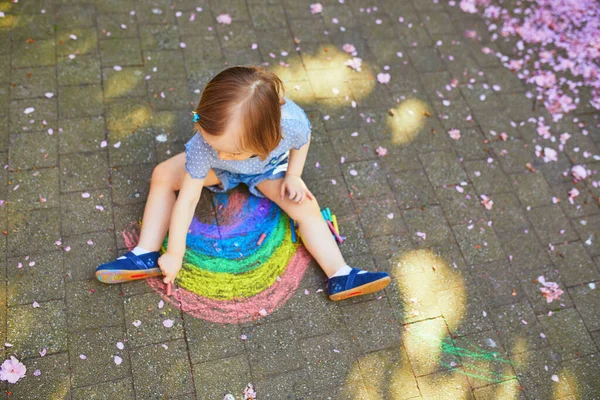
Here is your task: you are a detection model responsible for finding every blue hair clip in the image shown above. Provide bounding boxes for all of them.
[192,112,200,122]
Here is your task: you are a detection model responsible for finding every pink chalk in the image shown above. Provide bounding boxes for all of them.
[257,233,267,246]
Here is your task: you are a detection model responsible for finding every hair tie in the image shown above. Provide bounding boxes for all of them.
[192,111,200,122]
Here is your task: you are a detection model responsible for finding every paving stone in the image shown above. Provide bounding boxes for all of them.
[573,214,600,257]
[549,242,600,287]
[9,131,57,171]
[342,160,391,199]
[12,39,55,68]
[527,204,578,245]
[124,291,184,347]
[193,354,251,399]
[59,84,104,118]
[241,318,302,380]
[473,379,523,400]
[72,378,135,400]
[58,116,106,154]
[147,79,192,110]
[512,346,574,399]
[498,230,553,273]
[105,98,153,133]
[254,368,312,399]
[57,54,102,85]
[561,353,600,398]
[7,299,67,358]
[366,233,415,275]
[353,194,406,237]
[299,331,359,391]
[490,302,549,356]
[451,126,493,161]
[492,139,536,174]
[537,307,597,361]
[144,50,186,80]
[435,184,487,226]
[102,66,147,99]
[113,203,145,250]
[419,150,468,186]
[355,345,421,399]
[10,66,57,99]
[130,339,194,399]
[10,98,57,134]
[328,128,377,163]
[108,130,156,167]
[568,284,600,332]
[452,330,516,389]
[552,182,599,219]
[183,316,244,365]
[7,251,64,306]
[8,167,59,212]
[403,205,454,247]
[437,271,495,337]
[56,27,98,56]
[433,97,475,131]
[97,12,138,38]
[302,139,343,181]
[484,67,527,93]
[468,260,527,309]
[100,38,143,67]
[388,169,439,209]
[66,279,123,332]
[8,352,71,400]
[453,220,505,265]
[61,189,113,236]
[340,299,401,354]
[56,4,96,28]
[59,151,109,192]
[63,230,117,282]
[139,24,180,51]
[69,325,129,388]
[510,172,554,208]
[110,163,153,206]
[403,317,462,376]
[8,208,61,257]
[464,159,513,195]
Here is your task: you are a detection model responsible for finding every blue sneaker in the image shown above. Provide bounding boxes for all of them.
[95,251,162,284]
[327,268,391,301]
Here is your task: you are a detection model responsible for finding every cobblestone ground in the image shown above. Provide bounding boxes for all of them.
[0,0,599,399]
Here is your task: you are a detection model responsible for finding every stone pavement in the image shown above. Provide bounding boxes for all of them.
[0,0,599,398]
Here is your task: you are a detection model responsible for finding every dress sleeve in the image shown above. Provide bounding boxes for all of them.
[184,133,211,180]
[284,109,312,150]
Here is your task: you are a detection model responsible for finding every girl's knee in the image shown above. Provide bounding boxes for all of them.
[151,162,174,187]
[287,196,321,222]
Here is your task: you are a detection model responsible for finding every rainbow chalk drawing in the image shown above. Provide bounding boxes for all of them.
[123,188,312,324]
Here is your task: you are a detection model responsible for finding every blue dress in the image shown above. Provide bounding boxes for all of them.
[184,97,311,198]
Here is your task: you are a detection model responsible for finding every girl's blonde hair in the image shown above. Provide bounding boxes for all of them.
[193,65,287,161]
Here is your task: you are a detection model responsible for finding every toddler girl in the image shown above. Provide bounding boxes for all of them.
[95,65,390,301]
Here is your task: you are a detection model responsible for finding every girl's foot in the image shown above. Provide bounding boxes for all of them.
[95,251,162,284]
[327,267,391,301]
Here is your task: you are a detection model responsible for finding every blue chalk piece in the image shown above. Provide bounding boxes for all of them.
[290,218,297,243]
[325,208,332,221]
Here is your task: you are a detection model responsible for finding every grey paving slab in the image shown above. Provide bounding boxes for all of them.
[2,0,599,398]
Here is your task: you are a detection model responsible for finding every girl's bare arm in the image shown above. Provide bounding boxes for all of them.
[166,172,205,257]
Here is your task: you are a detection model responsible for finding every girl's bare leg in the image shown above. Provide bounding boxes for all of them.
[255,178,346,278]
[136,153,221,251]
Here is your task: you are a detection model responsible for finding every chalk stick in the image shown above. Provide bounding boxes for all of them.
[332,214,339,235]
[325,208,332,221]
[326,220,343,243]
[167,282,171,296]
[257,233,267,246]
[290,218,297,243]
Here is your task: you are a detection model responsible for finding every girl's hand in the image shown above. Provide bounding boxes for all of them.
[280,174,314,204]
[158,252,183,284]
